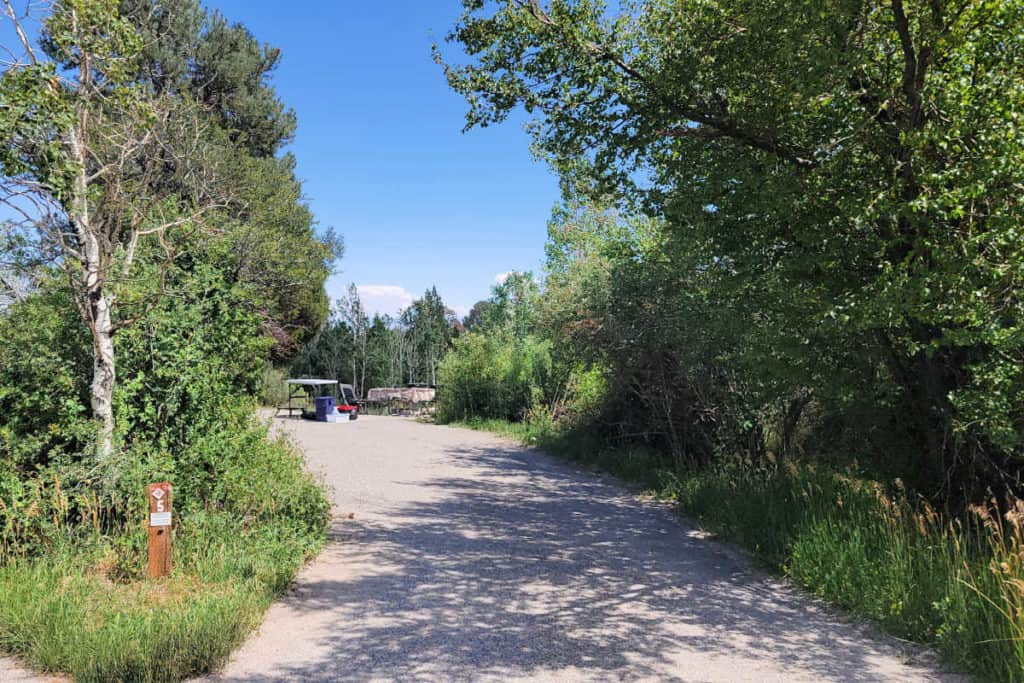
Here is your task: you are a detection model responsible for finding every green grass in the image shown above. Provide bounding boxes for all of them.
[0,412,330,682]
[0,510,325,683]
[453,417,1024,681]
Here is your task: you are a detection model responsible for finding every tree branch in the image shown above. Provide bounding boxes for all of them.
[598,50,818,169]
[518,0,818,170]
[1,0,37,66]
[891,0,927,128]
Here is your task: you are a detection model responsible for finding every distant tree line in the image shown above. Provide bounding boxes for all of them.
[291,285,462,395]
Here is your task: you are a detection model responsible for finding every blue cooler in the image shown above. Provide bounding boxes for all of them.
[314,395,336,422]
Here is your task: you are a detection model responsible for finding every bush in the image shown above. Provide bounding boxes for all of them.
[0,284,93,473]
[0,407,328,680]
[0,500,324,682]
[114,263,270,452]
[259,364,290,407]
[436,332,551,422]
[0,277,330,680]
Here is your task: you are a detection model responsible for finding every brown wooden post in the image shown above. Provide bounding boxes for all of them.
[147,482,173,578]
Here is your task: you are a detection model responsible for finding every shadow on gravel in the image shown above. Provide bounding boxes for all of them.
[234,442,948,682]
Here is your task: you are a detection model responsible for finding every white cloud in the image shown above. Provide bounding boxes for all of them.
[495,271,514,285]
[356,284,415,317]
[450,304,471,319]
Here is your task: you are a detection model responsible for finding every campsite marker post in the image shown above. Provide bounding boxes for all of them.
[147,482,173,578]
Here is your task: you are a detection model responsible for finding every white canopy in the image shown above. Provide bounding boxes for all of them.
[286,379,338,386]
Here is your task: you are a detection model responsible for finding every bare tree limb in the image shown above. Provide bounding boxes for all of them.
[1,0,38,66]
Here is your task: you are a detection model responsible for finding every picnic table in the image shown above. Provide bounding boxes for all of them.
[281,379,338,418]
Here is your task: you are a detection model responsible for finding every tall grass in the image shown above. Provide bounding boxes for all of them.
[0,415,329,682]
[0,510,323,682]
[455,417,1024,681]
[674,461,1024,679]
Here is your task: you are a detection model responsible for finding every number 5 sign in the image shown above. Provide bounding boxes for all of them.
[147,482,173,578]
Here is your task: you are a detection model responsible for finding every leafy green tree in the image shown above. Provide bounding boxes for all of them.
[1,0,225,457]
[443,0,1024,495]
[543,199,730,463]
[1,0,334,461]
[292,287,463,393]
[402,286,457,385]
[118,0,337,356]
[338,284,371,395]
[486,271,541,339]
[364,314,397,389]
[290,313,354,386]
[220,151,337,359]
[463,299,495,331]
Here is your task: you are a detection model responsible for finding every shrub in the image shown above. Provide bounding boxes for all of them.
[0,404,328,679]
[671,461,1024,680]
[0,284,93,473]
[259,364,290,407]
[0,276,330,679]
[436,332,551,422]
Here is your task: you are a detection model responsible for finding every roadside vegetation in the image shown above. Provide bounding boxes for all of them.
[431,1,1024,679]
[0,1,331,679]
[0,414,327,682]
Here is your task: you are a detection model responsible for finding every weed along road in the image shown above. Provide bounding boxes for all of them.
[201,415,958,683]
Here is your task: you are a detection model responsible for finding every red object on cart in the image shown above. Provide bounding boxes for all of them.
[336,404,359,420]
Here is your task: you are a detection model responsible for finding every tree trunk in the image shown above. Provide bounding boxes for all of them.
[79,208,117,459]
[359,343,367,397]
[781,392,810,458]
[90,293,116,458]
[70,93,117,460]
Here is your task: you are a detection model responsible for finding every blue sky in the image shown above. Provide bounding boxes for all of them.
[205,0,560,318]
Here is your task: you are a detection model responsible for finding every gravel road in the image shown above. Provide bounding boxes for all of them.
[195,414,961,683]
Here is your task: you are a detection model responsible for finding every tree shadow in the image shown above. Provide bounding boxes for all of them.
[218,440,958,682]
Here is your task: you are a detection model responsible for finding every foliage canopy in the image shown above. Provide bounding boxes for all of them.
[441,0,1024,497]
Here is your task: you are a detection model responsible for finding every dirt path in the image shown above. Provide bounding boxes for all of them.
[0,657,62,682]
[200,415,959,682]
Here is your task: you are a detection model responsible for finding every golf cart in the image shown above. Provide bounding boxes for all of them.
[282,379,360,421]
